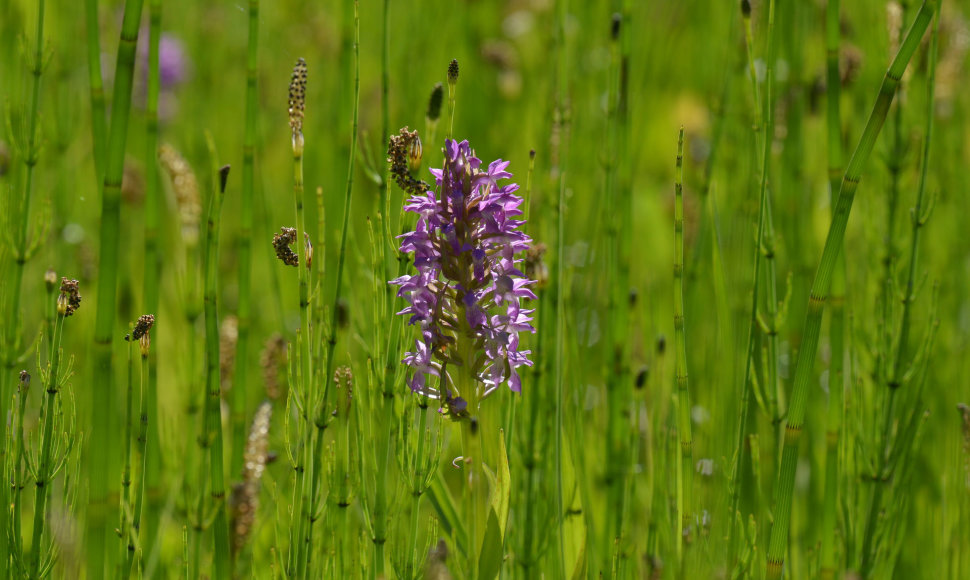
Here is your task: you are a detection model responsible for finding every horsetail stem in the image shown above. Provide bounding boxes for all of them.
[29,278,76,578]
[672,127,693,563]
[820,0,846,576]
[87,0,146,574]
[765,3,936,577]
[285,55,314,578]
[141,0,163,564]
[128,317,154,578]
[232,0,260,481]
[202,162,233,578]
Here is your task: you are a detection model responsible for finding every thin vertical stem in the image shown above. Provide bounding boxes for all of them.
[673,128,693,564]
[554,0,569,575]
[87,0,146,575]
[85,0,107,182]
[820,1,845,577]
[142,0,163,564]
[232,0,260,479]
[29,313,64,579]
[128,347,150,578]
[202,163,232,579]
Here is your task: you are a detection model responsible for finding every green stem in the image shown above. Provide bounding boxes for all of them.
[87,0,145,575]
[202,163,232,579]
[764,3,936,577]
[29,313,64,579]
[128,350,150,578]
[85,0,107,183]
[860,11,939,578]
[554,0,569,575]
[142,0,163,568]
[728,0,776,563]
[291,70,313,580]
[232,0,259,481]
[820,0,844,576]
[673,128,693,564]
[120,337,135,572]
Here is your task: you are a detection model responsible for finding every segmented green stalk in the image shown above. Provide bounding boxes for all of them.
[2,0,45,378]
[87,1,146,575]
[85,0,106,182]
[306,3,359,574]
[119,336,135,571]
[765,3,936,577]
[289,55,313,580]
[202,163,232,579]
[128,345,150,578]
[673,128,693,564]
[820,1,844,576]
[232,0,260,479]
[603,12,630,571]
[28,311,65,578]
[142,0,163,565]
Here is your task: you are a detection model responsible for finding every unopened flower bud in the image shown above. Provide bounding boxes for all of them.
[19,370,30,394]
[288,58,308,155]
[44,268,57,290]
[408,134,423,174]
[447,59,459,87]
[426,83,443,122]
[58,278,81,317]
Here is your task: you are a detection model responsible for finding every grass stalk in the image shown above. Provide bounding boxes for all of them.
[764,3,936,577]
[202,163,233,579]
[87,0,146,575]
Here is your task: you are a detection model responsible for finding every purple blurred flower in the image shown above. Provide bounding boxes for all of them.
[391,139,535,407]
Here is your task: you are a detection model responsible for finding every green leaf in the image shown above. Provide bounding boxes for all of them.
[486,428,511,538]
[478,509,504,580]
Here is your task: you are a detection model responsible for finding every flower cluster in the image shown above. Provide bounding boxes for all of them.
[391,138,535,408]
